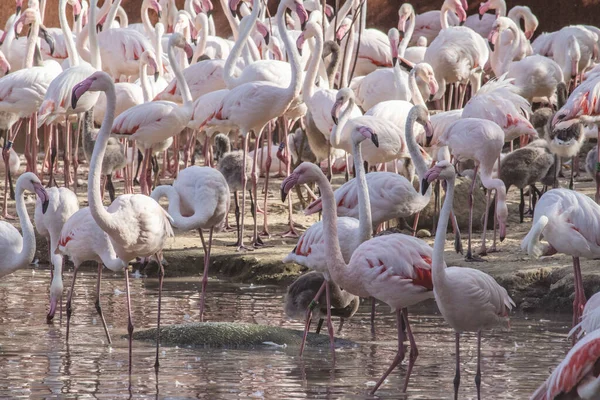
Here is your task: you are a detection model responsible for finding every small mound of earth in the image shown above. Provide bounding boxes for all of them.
[132,322,357,348]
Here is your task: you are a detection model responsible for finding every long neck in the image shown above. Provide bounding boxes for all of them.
[352,140,373,244]
[40,0,47,24]
[405,113,429,183]
[140,61,151,102]
[24,13,41,69]
[88,82,119,235]
[303,31,324,101]
[208,15,216,36]
[326,46,340,90]
[496,0,507,16]
[314,171,348,281]
[169,41,193,106]
[219,0,240,39]
[409,70,426,107]
[398,13,415,56]
[89,0,101,69]
[192,14,209,63]
[115,5,128,27]
[497,26,520,75]
[142,0,155,37]
[104,0,122,29]
[61,0,79,66]
[440,4,451,30]
[155,29,164,76]
[340,23,355,88]
[151,185,210,230]
[223,0,261,88]
[277,2,302,97]
[8,184,37,275]
[82,110,95,156]
[432,174,454,285]
[332,97,354,146]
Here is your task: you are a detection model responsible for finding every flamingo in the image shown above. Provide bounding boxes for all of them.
[71,70,174,370]
[521,188,600,330]
[531,328,600,399]
[423,0,489,110]
[111,33,194,196]
[0,172,49,278]
[487,17,531,78]
[151,166,230,321]
[282,161,436,394]
[570,291,600,339]
[433,118,508,259]
[411,3,460,45]
[33,186,79,322]
[201,0,307,250]
[283,124,378,357]
[422,160,515,400]
[506,55,564,105]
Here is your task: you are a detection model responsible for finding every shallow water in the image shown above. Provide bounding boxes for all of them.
[0,266,572,399]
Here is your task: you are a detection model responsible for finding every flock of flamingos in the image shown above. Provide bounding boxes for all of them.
[3,0,600,397]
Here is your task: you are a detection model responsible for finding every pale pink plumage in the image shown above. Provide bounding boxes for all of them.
[154,59,226,103]
[506,55,564,103]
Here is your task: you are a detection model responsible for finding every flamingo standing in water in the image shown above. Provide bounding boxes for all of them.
[151,166,230,321]
[202,0,307,250]
[521,188,600,330]
[423,160,514,400]
[0,172,49,278]
[71,70,174,371]
[282,161,436,395]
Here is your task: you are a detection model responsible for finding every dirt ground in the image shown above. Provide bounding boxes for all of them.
[5,148,600,314]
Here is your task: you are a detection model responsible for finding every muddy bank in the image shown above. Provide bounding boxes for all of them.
[132,322,356,348]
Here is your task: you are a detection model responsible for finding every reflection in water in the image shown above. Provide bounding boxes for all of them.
[0,267,572,399]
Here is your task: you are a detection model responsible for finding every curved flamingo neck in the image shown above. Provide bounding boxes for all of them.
[142,0,156,37]
[340,23,355,88]
[89,0,101,70]
[168,40,193,106]
[140,60,151,102]
[219,0,240,39]
[154,27,164,76]
[39,0,47,24]
[405,112,430,184]
[409,70,426,107]
[104,0,122,29]
[332,95,355,146]
[5,182,37,275]
[88,79,119,236]
[192,14,209,63]
[498,25,520,75]
[398,11,415,57]
[351,138,373,245]
[303,30,324,102]
[432,172,454,286]
[495,0,507,17]
[223,0,261,89]
[150,185,207,230]
[60,0,79,66]
[24,11,41,69]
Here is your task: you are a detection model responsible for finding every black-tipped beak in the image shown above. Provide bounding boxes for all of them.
[40,27,55,56]
[332,115,338,125]
[298,45,302,56]
[392,57,398,67]
[96,23,103,32]
[16,6,21,15]
[281,188,287,202]
[74,13,80,22]
[192,37,197,46]
[421,179,430,196]
[479,12,484,20]
[371,133,379,147]
[188,54,194,65]
[425,134,433,147]
[488,41,494,52]
[42,199,49,213]
[459,20,465,26]
[71,93,79,110]
[154,71,159,82]
[158,10,163,19]
[207,9,213,17]
[264,32,270,46]
[399,58,412,71]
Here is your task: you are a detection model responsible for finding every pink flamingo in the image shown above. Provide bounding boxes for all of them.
[423,160,515,400]
[202,0,307,250]
[433,118,508,259]
[71,70,174,371]
[282,161,436,395]
[531,328,600,399]
[151,166,230,321]
[521,188,600,330]
[0,172,49,278]
[570,291,600,339]
[33,186,79,322]
[111,33,194,195]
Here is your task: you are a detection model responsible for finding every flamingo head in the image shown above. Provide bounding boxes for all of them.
[39,26,56,56]
[288,0,309,31]
[256,19,270,46]
[411,104,434,145]
[397,3,413,38]
[281,162,321,201]
[71,71,112,110]
[0,52,10,76]
[229,0,243,17]
[200,0,214,16]
[324,4,334,19]
[413,62,438,101]
[552,106,578,127]
[478,0,491,19]
[169,32,194,64]
[388,28,400,66]
[149,0,163,20]
[141,50,160,81]
[13,8,38,38]
[15,0,24,15]
[335,17,352,43]
[497,199,508,241]
[47,269,63,322]
[352,126,380,148]
[488,17,512,51]
[19,172,49,213]
[331,87,353,125]
[422,160,455,195]
[445,0,467,23]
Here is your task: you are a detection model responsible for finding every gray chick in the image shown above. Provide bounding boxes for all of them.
[499,139,556,222]
[83,108,126,202]
[285,271,360,334]
[586,146,598,183]
[214,133,258,246]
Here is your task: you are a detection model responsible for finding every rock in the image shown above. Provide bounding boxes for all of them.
[415,176,487,231]
[132,322,357,348]
[416,229,431,238]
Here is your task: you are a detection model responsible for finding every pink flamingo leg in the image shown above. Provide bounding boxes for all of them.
[476,330,482,399]
[370,308,406,394]
[454,332,461,400]
[41,125,51,182]
[280,127,299,238]
[260,124,273,238]
[72,117,82,193]
[63,121,72,188]
[370,297,376,335]
[198,228,214,322]
[324,280,336,363]
[65,265,80,342]
[250,130,265,247]
[32,113,39,176]
[573,256,587,334]
[479,189,491,256]
[299,280,326,356]
[466,165,483,261]
[154,251,165,371]
[124,266,134,374]
[402,308,419,392]
[95,262,112,344]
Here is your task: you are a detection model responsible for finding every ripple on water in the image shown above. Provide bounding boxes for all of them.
[0,268,572,399]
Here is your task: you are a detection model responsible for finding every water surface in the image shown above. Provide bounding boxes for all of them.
[0,267,572,399]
